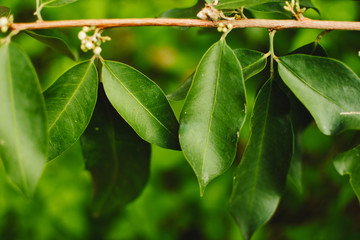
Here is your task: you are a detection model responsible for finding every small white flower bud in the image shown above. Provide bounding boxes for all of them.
[78,31,87,40]
[93,46,102,55]
[83,26,90,32]
[222,27,228,33]
[217,26,223,32]
[218,22,225,28]
[227,24,233,30]
[85,41,94,50]
[0,17,8,27]
[1,26,8,33]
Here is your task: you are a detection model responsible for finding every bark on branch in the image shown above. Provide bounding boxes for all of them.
[11,18,360,31]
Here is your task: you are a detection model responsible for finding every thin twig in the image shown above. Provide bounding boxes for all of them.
[10,18,360,31]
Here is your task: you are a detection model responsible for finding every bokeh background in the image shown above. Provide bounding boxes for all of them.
[0,0,360,239]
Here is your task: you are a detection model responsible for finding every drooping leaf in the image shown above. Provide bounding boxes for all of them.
[179,39,246,195]
[277,54,360,135]
[41,0,79,7]
[0,43,48,196]
[234,48,267,80]
[248,0,319,16]
[230,80,293,240]
[81,86,151,217]
[334,145,360,202]
[0,6,10,17]
[44,60,98,160]
[167,48,266,102]
[25,30,77,61]
[102,60,180,150]
[160,0,204,19]
[289,42,326,56]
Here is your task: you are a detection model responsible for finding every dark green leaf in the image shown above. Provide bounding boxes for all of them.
[81,86,151,217]
[230,80,293,240]
[277,54,360,135]
[234,48,267,80]
[248,0,319,16]
[160,0,204,19]
[167,48,266,102]
[0,43,48,196]
[44,60,98,160]
[334,145,360,202]
[102,60,180,150]
[217,0,284,9]
[25,30,77,61]
[41,0,79,7]
[0,6,10,17]
[289,42,326,56]
[179,39,246,195]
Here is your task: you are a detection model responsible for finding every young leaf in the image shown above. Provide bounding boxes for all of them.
[333,145,360,202]
[81,86,151,217]
[160,0,204,19]
[41,0,79,7]
[167,48,266,102]
[230,80,293,240]
[44,60,98,160]
[179,39,246,195]
[0,43,48,196]
[277,54,360,135]
[25,30,77,61]
[0,6,10,17]
[102,60,180,150]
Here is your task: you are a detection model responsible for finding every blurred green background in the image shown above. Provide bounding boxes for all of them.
[0,0,360,239]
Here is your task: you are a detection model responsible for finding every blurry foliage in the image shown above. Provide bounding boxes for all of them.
[0,0,359,239]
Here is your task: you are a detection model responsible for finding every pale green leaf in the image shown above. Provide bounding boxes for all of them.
[334,145,360,202]
[179,39,246,195]
[102,60,180,150]
[0,43,48,196]
[277,54,360,135]
[44,60,98,160]
[81,87,151,217]
[230,80,293,240]
[42,0,79,7]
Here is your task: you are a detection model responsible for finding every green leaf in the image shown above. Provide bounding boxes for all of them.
[0,6,10,17]
[44,60,98,160]
[179,39,246,195]
[277,54,360,135]
[102,60,180,150]
[25,30,77,61]
[334,145,360,202]
[160,0,204,19]
[81,86,151,217]
[230,80,293,240]
[248,0,319,16]
[41,0,79,7]
[289,42,326,56]
[0,43,48,196]
[167,48,266,102]
[217,0,284,9]
[234,48,267,80]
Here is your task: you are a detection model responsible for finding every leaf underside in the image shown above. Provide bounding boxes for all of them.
[44,60,98,160]
[179,39,246,195]
[81,86,151,217]
[102,60,180,150]
[0,43,48,196]
[230,80,293,240]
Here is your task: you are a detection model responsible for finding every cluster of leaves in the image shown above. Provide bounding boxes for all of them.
[0,0,360,239]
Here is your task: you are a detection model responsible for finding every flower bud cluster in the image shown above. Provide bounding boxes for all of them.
[217,23,233,33]
[78,26,111,56]
[0,15,13,33]
[284,0,306,19]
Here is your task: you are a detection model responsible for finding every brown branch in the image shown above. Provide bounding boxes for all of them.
[11,18,360,31]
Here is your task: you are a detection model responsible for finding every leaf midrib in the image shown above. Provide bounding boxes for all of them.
[48,61,92,131]
[104,62,177,138]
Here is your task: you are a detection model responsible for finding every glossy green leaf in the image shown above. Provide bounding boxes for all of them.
[25,30,77,61]
[289,42,326,56]
[217,0,317,10]
[334,145,360,202]
[248,0,319,16]
[44,60,98,160]
[234,48,267,80]
[179,39,246,195]
[41,0,78,7]
[277,54,360,135]
[160,0,204,19]
[0,43,48,196]
[81,87,151,217]
[0,6,10,17]
[167,48,266,102]
[230,80,293,240]
[102,60,180,150]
